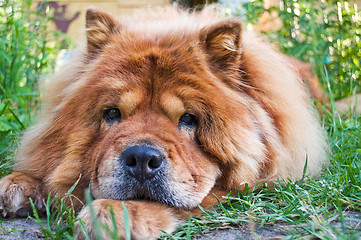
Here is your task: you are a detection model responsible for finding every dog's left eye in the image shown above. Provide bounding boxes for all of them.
[178,113,197,128]
[103,108,122,123]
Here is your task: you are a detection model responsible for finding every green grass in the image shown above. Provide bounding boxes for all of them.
[1,0,361,239]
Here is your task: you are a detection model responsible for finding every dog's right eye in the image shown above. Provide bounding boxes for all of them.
[178,113,197,129]
[103,108,121,123]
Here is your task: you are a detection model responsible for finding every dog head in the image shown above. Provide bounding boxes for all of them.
[69,8,265,209]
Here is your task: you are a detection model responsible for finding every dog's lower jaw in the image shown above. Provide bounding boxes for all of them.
[90,182,205,211]
[91,166,216,210]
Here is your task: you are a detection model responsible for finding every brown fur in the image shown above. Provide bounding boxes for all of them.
[0,7,328,239]
[285,56,328,106]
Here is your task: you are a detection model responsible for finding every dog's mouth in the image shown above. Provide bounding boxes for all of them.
[93,163,197,210]
[124,189,173,206]
[93,177,195,210]
[119,171,194,209]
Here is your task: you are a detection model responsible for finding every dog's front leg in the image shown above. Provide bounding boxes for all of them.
[0,172,45,217]
[74,199,181,240]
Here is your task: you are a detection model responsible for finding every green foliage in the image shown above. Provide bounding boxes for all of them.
[30,194,77,239]
[29,178,81,239]
[241,0,361,100]
[0,0,67,175]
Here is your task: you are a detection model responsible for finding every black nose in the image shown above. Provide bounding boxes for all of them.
[122,145,165,182]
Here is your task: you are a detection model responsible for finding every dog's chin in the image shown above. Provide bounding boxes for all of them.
[121,193,196,211]
[91,177,202,210]
[92,190,199,211]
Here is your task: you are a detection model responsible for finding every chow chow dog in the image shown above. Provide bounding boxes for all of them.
[0,6,328,239]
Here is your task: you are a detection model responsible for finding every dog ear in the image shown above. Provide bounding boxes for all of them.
[85,8,120,54]
[199,20,242,72]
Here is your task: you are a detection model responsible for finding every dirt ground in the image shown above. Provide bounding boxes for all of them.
[0,212,360,239]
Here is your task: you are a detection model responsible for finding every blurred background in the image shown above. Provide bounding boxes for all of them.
[31,0,361,42]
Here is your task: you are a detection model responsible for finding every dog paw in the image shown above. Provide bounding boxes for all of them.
[0,172,45,218]
[74,199,180,240]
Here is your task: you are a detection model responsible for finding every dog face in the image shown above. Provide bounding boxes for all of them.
[63,10,246,209]
[85,45,224,209]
